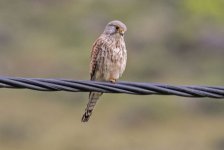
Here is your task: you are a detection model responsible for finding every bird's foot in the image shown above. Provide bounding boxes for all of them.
[109,79,116,83]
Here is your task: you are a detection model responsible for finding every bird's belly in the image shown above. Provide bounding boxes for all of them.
[104,63,121,81]
[102,53,126,81]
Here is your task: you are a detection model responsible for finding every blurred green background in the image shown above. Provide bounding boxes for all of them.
[0,0,224,150]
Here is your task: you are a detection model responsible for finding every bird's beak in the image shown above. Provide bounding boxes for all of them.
[119,29,124,36]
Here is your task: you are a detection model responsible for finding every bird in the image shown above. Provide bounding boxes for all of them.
[81,20,128,122]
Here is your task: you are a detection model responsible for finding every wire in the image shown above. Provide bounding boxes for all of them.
[0,76,223,98]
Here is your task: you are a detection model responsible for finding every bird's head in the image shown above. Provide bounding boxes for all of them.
[103,20,127,37]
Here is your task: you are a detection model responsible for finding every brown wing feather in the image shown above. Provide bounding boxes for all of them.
[90,37,103,80]
[81,37,104,122]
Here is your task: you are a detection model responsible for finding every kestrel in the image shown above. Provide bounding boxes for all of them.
[81,20,127,122]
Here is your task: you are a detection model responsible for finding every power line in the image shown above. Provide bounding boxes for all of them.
[0,76,223,98]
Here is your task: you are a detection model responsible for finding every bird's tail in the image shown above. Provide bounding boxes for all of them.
[81,92,103,122]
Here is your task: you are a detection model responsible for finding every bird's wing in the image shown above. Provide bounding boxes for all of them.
[90,37,104,80]
[82,37,105,122]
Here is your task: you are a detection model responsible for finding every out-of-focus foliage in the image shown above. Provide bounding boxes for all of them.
[184,0,224,20]
[0,0,224,150]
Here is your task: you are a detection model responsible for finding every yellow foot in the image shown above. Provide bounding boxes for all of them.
[109,79,116,83]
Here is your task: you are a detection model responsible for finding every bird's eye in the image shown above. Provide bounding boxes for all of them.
[115,26,119,30]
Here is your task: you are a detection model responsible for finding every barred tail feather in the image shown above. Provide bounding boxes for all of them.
[81,92,103,122]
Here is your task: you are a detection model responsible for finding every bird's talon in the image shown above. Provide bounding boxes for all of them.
[110,79,116,83]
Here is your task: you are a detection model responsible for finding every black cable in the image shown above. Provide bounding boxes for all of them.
[0,76,223,98]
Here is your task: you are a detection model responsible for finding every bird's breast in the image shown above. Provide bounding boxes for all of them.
[103,40,127,80]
